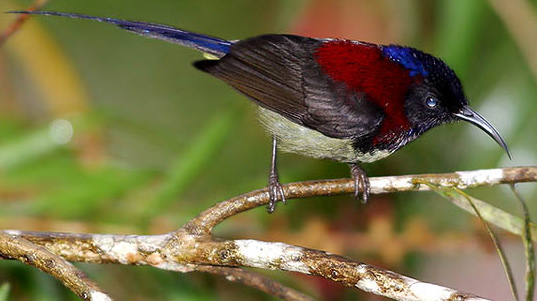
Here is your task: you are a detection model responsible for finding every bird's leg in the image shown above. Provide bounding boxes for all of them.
[348,163,370,204]
[267,135,286,213]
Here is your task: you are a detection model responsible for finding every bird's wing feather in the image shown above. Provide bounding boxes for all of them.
[194,34,383,139]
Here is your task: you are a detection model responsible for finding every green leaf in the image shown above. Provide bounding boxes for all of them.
[511,185,535,301]
[419,181,520,300]
[0,283,10,301]
[413,179,537,240]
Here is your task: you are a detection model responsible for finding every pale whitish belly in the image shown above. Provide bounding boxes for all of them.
[258,107,392,163]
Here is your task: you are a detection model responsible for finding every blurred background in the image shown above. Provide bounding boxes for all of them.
[0,0,536,299]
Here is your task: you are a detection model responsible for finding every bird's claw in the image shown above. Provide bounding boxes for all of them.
[267,173,286,213]
[350,164,370,204]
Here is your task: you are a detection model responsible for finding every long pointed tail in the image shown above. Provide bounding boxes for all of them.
[8,11,232,58]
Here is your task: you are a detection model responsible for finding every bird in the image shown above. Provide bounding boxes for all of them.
[10,11,511,212]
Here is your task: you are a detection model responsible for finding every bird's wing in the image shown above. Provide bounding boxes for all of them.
[194,34,383,139]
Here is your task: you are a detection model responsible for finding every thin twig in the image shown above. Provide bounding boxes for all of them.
[195,266,314,301]
[0,0,49,47]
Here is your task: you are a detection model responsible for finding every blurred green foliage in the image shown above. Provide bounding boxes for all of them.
[0,0,536,299]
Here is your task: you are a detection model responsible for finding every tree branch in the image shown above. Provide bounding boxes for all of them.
[185,166,537,234]
[0,0,49,47]
[194,266,314,301]
[7,230,490,300]
[1,166,535,300]
[0,231,110,300]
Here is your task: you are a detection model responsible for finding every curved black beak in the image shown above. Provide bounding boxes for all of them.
[454,106,511,159]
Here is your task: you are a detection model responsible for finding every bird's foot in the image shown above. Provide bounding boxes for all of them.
[267,172,286,213]
[349,164,370,204]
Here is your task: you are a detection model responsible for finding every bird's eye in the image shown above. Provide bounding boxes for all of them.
[425,96,438,108]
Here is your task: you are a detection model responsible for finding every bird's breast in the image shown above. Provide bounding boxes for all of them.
[258,107,393,163]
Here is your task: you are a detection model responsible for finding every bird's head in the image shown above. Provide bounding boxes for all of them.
[382,45,511,158]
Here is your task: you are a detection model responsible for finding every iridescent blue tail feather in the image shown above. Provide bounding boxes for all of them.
[8,11,232,57]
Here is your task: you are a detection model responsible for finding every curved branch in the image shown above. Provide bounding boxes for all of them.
[185,167,537,234]
[0,231,111,300]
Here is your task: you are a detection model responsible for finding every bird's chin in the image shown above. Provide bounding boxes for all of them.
[369,126,422,153]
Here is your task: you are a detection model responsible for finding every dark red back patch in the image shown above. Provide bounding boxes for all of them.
[314,40,416,145]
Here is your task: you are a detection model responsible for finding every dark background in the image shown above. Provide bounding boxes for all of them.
[1,0,536,299]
